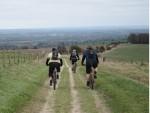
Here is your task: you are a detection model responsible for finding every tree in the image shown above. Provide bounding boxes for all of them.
[69,45,82,53]
[99,46,105,53]
[128,33,149,44]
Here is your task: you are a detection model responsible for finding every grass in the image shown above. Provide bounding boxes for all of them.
[0,44,148,113]
[97,44,149,113]
[95,69,149,113]
[0,63,47,113]
[101,62,149,85]
[54,65,71,113]
[104,44,149,62]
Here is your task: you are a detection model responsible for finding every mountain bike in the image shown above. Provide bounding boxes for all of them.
[72,62,77,73]
[89,67,95,90]
[52,67,57,90]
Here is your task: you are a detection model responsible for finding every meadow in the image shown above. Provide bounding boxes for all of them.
[104,44,149,63]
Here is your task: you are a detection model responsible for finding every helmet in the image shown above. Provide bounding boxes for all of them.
[72,49,76,52]
[87,46,93,50]
[52,47,57,52]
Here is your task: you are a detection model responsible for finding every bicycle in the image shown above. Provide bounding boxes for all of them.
[88,67,95,90]
[82,64,95,89]
[52,67,58,90]
[72,62,77,73]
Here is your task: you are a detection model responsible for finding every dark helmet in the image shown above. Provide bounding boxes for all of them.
[72,49,76,52]
[87,46,94,54]
[52,47,57,52]
[87,46,93,50]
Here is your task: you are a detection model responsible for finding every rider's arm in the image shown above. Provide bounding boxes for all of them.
[46,58,50,66]
[46,53,51,66]
[77,53,80,60]
[70,54,72,61]
[96,54,99,64]
[58,53,63,66]
[60,59,63,66]
[81,53,86,65]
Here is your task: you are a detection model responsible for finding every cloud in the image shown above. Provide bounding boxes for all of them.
[0,0,148,28]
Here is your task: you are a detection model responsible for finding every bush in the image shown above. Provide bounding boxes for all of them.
[99,46,105,53]
[69,45,82,53]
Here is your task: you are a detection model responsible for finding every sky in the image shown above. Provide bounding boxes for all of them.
[0,0,149,29]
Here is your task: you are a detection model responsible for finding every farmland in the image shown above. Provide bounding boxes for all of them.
[0,42,149,113]
[104,44,149,62]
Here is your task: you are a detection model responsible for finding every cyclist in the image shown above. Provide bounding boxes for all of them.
[70,49,80,73]
[81,46,99,86]
[46,48,63,86]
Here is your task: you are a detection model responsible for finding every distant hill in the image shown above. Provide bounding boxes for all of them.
[0,27,148,49]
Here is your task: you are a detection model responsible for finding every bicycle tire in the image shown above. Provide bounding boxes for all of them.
[53,80,56,90]
[89,73,94,90]
[91,79,94,89]
[53,68,57,90]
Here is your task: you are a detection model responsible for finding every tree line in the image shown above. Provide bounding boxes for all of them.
[128,33,149,44]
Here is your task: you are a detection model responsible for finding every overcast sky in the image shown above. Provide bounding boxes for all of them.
[0,0,149,29]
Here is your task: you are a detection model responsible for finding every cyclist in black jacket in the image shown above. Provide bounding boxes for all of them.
[81,46,99,86]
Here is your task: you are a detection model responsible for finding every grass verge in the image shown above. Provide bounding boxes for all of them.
[95,68,149,113]
[0,63,47,113]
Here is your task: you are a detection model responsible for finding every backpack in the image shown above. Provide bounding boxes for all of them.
[52,50,58,60]
[71,51,77,61]
[87,50,97,65]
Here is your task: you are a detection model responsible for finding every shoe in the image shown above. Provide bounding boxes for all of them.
[86,81,90,87]
[50,80,52,86]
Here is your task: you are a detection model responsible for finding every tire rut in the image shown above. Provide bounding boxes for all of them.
[40,66,64,113]
[64,59,82,113]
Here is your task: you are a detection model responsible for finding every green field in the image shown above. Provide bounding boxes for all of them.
[0,57,47,113]
[104,44,149,62]
[0,44,149,113]
[98,44,149,113]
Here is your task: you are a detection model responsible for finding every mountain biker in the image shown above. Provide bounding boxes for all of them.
[70,49,80,72]
[81,46,99,86]
[46,48,63,86]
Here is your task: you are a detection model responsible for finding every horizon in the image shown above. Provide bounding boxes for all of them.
[0,25,148,30]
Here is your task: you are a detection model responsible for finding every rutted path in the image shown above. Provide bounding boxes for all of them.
[40,66,64,113]
[93,91,111,113]
[64,59,82,113]
[39,80,55,113]
[77,72,111,113]
[20,66,64,113]
[20,57,111,113]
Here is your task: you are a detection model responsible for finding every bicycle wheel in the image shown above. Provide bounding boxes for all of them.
[53,68,57,90]
[72,64,75,73]
[91,79,94,89]
[74,63,77,73]
[53,80,56,90]
[53,74,57,90]
[89,74,94,90]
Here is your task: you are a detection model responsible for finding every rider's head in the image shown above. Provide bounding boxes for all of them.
[72,49,76,52]
[87,46,94,54]
[52,47,57,52]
